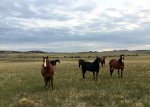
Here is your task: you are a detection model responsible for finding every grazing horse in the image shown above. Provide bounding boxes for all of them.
[79,57,101,80]
[100,56,105,66]
[109,55,124,78]
[41,56,54,90]
[50,59,60,68]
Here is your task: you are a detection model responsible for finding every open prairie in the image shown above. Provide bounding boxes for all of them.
[0,52,150,107]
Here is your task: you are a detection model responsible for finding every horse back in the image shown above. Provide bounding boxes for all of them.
[83,62,99,71]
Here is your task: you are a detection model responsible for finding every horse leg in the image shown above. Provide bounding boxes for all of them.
[93,71,95,80]
[44,78,46,87]
[121,69,123,78]
[110,67,112,76]
[51,78,54,90]
[118,69,120,78]
[44,78,48,90]
[96,71,98,80]
[110,67,113,77]
[48,79,50,88]
[82,70,86,79]
[112,68,114,74]
[110,68,114,77]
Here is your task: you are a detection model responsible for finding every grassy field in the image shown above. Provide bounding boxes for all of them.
[0,52,150,107]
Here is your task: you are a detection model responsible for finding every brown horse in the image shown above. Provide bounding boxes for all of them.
[100,56,105,66]
[109,55,124,78]
[41,56,54,90]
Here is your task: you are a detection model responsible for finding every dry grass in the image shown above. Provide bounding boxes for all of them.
[0,52,150,107]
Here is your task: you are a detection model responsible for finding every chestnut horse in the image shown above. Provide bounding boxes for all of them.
[41,56,54,90]
[79,57,101,80]
[100,56,105,66]
[109,55,124,78]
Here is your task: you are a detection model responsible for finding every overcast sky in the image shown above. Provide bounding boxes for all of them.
[0,0,150,52]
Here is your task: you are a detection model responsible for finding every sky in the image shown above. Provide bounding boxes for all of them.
[0,0,150,52]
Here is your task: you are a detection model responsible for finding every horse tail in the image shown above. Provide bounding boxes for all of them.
[79,62,81,68]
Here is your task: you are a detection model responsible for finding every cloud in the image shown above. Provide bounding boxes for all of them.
[0,0,150,52]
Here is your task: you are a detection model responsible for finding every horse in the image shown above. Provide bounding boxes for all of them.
[79,57,101,80]
[100,56,105,66]
[50,59,60,68]
[41,56,54,90]
[109,54,124,78]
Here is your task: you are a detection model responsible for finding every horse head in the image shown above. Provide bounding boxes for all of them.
[57,59,60,63]
[101,57,105,61]
[43,56,49,68]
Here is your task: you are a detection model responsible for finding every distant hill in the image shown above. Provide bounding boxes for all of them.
[0,50,47,53]
[0,51,21,53]
[26,51,47,53]
[134,50,150,52]
[102,50,150,53]
[0,50,150,54]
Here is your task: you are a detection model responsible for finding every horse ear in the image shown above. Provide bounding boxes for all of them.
[42,56,44,58]
[47,56,48,58]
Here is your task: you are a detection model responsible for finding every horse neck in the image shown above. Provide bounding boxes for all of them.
[118,58,123,64]
[45,64,51,71]
[93,59,99,65]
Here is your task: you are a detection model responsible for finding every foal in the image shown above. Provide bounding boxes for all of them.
[109,55,124,78]
[41,56,54,90]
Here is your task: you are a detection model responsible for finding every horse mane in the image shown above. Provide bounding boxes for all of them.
[93,57,100,65]
[118,58,121,63]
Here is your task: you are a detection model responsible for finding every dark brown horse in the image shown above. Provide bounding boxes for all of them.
[50,59,60,68]
[100,56,105,66]
[109,55,124,78]
[79,57,101,80]
[41,56,54,90]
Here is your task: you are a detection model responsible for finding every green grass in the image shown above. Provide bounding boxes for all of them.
[0,52,150,107]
